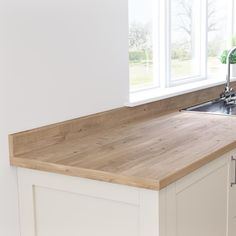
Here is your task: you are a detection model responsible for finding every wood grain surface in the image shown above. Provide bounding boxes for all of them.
[9,82,236,190]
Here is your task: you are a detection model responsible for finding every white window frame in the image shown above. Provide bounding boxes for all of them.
[128,0,236,106]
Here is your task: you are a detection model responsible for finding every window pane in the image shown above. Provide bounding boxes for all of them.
[207,0,228,79]
[171,0,202,83]
[234,7,236,37]
[129,0,154,91]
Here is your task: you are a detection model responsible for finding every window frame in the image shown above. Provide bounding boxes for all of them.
[129,0,236,99]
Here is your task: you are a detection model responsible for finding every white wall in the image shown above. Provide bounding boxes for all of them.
[0,0,129,235]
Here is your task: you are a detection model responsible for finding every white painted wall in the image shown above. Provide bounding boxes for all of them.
[0,0,129,235]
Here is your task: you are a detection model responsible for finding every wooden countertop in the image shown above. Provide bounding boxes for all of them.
[9,109,236,190]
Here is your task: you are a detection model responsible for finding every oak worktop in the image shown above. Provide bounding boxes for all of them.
[9,109,236,190]
[9,83,236,190]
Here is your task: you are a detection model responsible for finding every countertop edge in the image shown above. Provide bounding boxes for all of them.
[10,157,160,191]
[159,140,236,189]
[11,139,236,190]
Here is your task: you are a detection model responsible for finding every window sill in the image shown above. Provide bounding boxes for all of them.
[126,77,236,107]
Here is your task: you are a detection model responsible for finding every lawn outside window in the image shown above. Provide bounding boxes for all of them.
[128,0,236,105]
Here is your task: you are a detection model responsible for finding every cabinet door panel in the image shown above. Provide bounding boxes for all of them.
[176,164,228,236]
[34,186,139,236]
[160,156,229,236]
[228,217,236,236]
[228,157,236,236]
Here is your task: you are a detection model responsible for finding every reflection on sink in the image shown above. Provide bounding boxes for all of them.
[183,99,236,116]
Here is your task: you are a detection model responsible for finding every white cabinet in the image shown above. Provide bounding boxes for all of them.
[17,151,236,236]
[228,156,236,236]
[17,168,159,236]
[160,152,236,236]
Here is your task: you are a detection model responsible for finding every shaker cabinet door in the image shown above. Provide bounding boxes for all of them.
[228,156,236,236]
[160,154,229,236]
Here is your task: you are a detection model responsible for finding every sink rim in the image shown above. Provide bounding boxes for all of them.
[182,98,236,116]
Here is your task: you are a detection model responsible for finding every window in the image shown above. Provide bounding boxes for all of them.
[170,0,204,85]
[128,0,155,91]
[129,0,235,101]
[207,0,228,79]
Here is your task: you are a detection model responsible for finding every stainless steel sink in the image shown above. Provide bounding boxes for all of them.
[183,98,236,116]
[183,46,236,116]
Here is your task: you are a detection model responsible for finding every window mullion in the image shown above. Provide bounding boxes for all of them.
[201,0,208,79]
[153,0,160,88]
[233,0,236,36]
[227,0,234,47]
[159,0,170,89]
